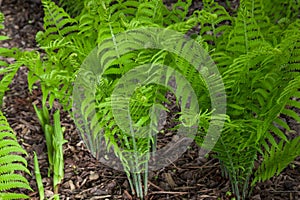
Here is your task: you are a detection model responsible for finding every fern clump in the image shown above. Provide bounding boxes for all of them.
[204,0,300,199]
[16,0,300,199]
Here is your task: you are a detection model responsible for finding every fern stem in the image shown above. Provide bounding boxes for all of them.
[219,136,240,199]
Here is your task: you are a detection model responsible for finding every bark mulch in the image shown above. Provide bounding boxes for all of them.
[0,0,299,199]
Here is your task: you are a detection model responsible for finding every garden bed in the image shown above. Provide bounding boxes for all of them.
[0,0,299,199]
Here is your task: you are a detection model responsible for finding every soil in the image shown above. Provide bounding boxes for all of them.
[0,0,299,200]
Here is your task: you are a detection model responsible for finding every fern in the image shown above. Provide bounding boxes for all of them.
[263,0,300,23]
[0,111,32,199]
[0,13,36,198]
[214,120,258,199]
[20,0,300,199]
[253,136,300,186]
[195,0,233,50]
[0,12,21,106]
[163,0,193,25]
[194,1,300,199]
[0,15,31,198]
[58,0,84,17]
[243,0,270,33]
[226,8,268,56]
[22,0,81,110]
[37,0,78,46]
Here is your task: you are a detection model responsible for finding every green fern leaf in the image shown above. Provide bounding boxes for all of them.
[0,111,31,198]
[226,7,269,55]
[253,136,300,186]
[38,0,78,46]
[163,0,192,25]
[196,1,232,49]
[0,12,21,106]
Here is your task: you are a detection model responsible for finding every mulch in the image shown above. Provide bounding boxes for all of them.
[0,0,299,199]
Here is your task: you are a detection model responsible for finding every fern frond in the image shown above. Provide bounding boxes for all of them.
[253,136,300,186]
[167,16,198,34]
[226,7,269,55]
[211,52,233,70]
[163,0,192,25]
[242,0,270,33]
[213,120,259,199]
[0,63,19,106]
[58,0,84,17]
[135,0,166,26]
[73,67,104,158]
[277,35,300,76]
[111,0,140,22]
[0,12,21,106]
[196,0,232,49]
[0,111,31,198]
[263,0,300,23]
[283,19,300,37]
[37,0,78,47]
[252,76,300,185]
